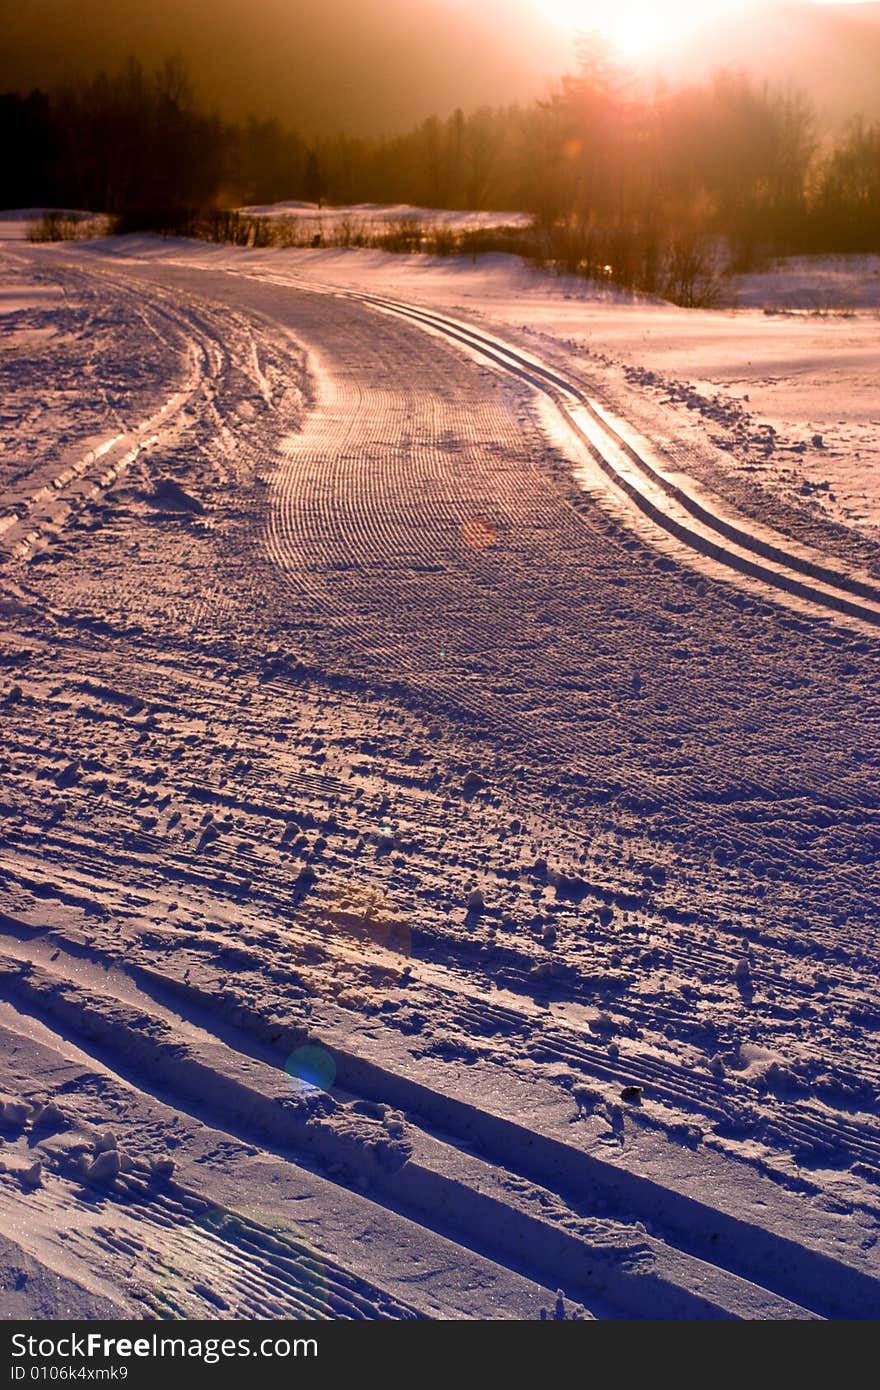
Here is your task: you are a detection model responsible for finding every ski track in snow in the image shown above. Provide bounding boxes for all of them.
[0,240,878,1320]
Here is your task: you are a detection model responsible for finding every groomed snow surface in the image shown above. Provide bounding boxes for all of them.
[0,211,879,1321]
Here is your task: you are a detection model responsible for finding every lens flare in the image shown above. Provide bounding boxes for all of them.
[285,1042,337,1096]
[461,516,498,551]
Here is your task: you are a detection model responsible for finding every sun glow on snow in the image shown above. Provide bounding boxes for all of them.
[535,0,743,60]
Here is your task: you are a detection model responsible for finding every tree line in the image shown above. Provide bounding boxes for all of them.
[2,40,878,271]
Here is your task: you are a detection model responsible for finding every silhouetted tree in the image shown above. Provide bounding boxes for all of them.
[0,90,56,207]
[2,48,877,273]
[303,150,325,204]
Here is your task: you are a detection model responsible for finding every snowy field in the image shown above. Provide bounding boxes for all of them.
[0,215,879,1320]
[107,216,880,544]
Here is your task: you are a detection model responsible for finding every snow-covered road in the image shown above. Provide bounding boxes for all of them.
[1,240,879,1319]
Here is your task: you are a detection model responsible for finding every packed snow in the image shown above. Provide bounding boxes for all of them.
[0,211,878,1320]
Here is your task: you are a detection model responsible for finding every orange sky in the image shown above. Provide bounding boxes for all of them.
[535,0,877,60]
[1,0,878,133]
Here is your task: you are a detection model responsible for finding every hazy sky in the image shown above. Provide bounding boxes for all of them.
[535,1,880,125]
[1,0,878,132]
[536,0,746,56]
[0,1,571,132]
[535,0,877,59]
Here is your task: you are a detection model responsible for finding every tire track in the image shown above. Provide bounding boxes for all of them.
[0,938,844,1320]
[324,283,880,632]
[4,249,878,1318]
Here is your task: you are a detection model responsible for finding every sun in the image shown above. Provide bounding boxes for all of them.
[535,0,743,61]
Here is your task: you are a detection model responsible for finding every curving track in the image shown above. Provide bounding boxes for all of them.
[289,280,880,631]
[1,246,878,1320]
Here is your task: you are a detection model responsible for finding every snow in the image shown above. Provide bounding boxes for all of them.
[0,210,104,242]
[1,216,879,1321]
[237,200,533,231]
[43,207,875,544]
[729,254,880,312]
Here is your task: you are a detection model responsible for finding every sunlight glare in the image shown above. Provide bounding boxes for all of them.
[535,0,744,60]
